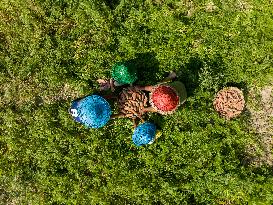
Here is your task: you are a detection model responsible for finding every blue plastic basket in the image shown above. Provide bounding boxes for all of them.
[69,95,111,128]
[132,122,157,146]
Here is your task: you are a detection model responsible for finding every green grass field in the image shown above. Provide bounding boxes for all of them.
[0,0,273,204]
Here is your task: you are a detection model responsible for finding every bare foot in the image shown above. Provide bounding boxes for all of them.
[134,85,154,92]
[111,113,125,119]
[97,79,112,91]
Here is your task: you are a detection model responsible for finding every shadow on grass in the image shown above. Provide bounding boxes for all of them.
[176,56,203,97]
[147,114,165,130]
[238,162,273,180]
[0,140,8,156]
[127,52,160,86]
[103,0,121,9]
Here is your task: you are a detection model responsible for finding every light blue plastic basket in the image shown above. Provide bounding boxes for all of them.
[132,122,156,146]
[70,95,111,128]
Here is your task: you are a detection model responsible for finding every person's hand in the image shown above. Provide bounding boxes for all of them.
[97,79,115,91]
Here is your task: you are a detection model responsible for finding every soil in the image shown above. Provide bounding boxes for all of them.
[245,85,273,166]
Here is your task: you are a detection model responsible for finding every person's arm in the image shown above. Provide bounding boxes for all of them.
[143,107,157,113]
[111,113,126,119]
[134,85,154,92]
[103,94,118,100]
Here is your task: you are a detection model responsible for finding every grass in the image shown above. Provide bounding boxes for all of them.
[0,0,273,204]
